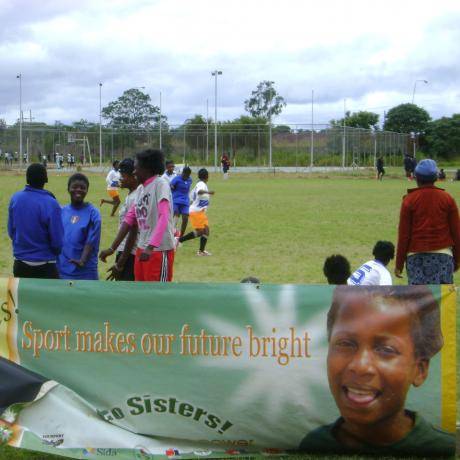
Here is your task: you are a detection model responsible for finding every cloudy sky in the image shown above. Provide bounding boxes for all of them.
[1,0,459,128]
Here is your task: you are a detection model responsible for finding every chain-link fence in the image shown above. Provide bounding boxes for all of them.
[0,123,409,170]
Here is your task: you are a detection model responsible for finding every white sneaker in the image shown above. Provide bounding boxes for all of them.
[197,250,212,256]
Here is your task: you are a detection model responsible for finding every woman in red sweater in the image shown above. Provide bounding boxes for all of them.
[395,159,460,284]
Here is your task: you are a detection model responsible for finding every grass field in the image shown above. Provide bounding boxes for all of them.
[0,166,459,459]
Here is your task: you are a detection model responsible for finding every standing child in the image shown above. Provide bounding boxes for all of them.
[99,149,175,282]
[179,168,215,256]
[105,158,139,281]
[376,157,385,180]
[59,173,101,280]
[170,166,192,237]
[8,163,63,279]
[100,160,121,216]
[221,152,230,179]
[162,160,177,183]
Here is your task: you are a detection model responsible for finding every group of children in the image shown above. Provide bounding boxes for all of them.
[98,152,215,283]
[8,150,215,284]
[323,241,395,286]
[7,157,455,456]
[8,164,101,280]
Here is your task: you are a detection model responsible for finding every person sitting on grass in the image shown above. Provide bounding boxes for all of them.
[178,168,215,256]
[323,255,351,285]
[299,285,455,457]
[348,241,394,286]
[241,276,261,284]
[100,160,121,216]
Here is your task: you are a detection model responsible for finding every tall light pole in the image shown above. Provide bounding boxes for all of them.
[411,80,427,159]
[212,70,222,172]
[16,74,23,170]
[99,82,103,168]
[268,87,273,168]
[206,98,209,163]
[310,89,314,170]
[159,92,162,149]
[412,79,428,104]
[342,99,346,169]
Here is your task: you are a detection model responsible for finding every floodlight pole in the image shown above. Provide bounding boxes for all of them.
[99,82,103,168]
[268,87,273,168]
[310,89,314,170]
[16,74,23,170]
[412,79,428,104]
[159,92,162,149]
[342,98,346,169]
[373,131,377,168]
[212,70,222,172]
[206,98,209,163]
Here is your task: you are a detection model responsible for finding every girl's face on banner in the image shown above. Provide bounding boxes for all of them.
[327,294,428,430]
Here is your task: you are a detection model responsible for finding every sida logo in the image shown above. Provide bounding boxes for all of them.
[261,448,285,456]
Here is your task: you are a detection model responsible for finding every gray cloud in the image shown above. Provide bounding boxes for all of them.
[1,1,459,127]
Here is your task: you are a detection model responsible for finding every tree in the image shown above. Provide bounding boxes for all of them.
[102,88,160,128]
[273,125,292,134]
[422,114,460,159]
[182,114,209,151]
[384,103,431,133]
[330,111,379,130]
[244,81,286,120]
[0,118,6,130]
[72,119,96,130]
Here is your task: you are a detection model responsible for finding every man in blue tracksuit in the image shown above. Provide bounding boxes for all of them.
[8,163,64,278]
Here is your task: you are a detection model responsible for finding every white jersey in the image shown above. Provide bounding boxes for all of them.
[118,188,139,254]
[106,169,121,190]
[162,171,177,183]
[347,260,393,286]
[133,177,175,251]
[189,181,209,212]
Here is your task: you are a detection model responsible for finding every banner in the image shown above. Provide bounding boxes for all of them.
[0,279,456,458]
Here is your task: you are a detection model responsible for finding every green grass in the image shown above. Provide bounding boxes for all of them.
[0,166,459,459]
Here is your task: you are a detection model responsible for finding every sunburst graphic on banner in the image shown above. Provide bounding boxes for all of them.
[199,285,330,443]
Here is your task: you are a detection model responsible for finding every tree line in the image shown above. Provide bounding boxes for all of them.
[1,82,459,160]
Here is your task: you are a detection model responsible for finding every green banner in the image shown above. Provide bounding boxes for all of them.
[0,279,456,458]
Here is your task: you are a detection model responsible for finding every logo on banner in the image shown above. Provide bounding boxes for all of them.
[165,448,181,457]
[42,433,64,447]
[133,445,152,459]
[261,448,285,456]
[82,447,96,456]
[193,449,212,456]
